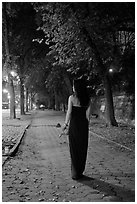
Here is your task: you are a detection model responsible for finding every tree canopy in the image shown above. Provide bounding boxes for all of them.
[2,2,135,120]
[33,2,134,95]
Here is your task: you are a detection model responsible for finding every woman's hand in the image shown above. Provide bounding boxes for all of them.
[62,123,68,131]
[59,124,69,137]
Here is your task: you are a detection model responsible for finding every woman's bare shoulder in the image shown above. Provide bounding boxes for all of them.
[70,94,81,106]
[69,95,74,101]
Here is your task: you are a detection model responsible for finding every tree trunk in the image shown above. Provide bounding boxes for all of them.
[25,87,29,112]
[20,78,25,115]
[54,88,60,111]
[81,27,118,126]
[29,92,33,110]
[3,3,16,119]
[104,74,118,126]
[63,73,72,95]
[8,75,16,119]
[63,104,66,112]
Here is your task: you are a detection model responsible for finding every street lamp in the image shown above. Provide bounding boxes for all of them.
[109,68,113,73]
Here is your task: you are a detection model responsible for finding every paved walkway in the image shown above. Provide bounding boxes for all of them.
[2,110,135,202]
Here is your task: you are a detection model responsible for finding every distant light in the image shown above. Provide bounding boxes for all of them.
[109,68,113,73]
[10,71,17,77]
[7,93,10,99]
[3,89,8,93]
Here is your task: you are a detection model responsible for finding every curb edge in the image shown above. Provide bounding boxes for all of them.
[2,123,31,166]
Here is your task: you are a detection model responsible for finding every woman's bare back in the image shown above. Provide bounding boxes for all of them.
[71,95,81,107]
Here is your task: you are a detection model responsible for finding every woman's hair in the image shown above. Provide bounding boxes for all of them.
[73,78,90,107]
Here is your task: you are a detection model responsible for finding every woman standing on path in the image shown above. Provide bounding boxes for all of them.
[63,78,91,180]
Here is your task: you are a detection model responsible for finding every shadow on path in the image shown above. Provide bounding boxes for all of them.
[77,175,135,202]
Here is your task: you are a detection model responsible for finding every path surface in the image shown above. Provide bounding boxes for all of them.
[2,110,135,202]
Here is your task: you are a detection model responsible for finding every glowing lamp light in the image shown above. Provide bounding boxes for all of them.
[109,68,113,73]
[10,71,17,77]
[3,89,8,93]
[7,94,10,99]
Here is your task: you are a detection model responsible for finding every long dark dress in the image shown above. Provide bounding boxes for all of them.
[68,106,89,178]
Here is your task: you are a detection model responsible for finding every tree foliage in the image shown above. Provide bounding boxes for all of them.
[2,2,135,117]
[34,2,134,96]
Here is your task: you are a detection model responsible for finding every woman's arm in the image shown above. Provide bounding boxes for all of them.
[63,95,73,129]
[86,100,91,121]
